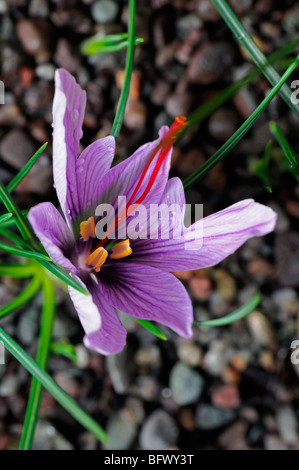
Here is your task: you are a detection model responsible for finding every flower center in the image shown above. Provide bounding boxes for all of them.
[79,116,187,272]
[80,217,132,272]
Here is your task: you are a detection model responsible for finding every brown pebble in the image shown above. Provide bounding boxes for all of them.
[187,42,234,84]
[116,70,141,101]
[189,276,212,301]
[212,384,241,409]
[16,19,54,63]
[124,98,147,130]
[19,65,35,88]
[247,258,273,279]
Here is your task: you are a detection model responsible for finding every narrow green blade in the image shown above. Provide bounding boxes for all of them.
[211,0,299,117]
[0,276,41,320]
[183,55,299,189]
[0,181,34,243]
[269,121,298,168]
[194,294,262,327]
[0,327,107,443]
[131,316,167,341]
[6,143,48,194]
[51,341,78,363]
[81,33,143,56]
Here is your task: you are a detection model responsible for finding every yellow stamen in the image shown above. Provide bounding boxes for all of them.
[80,217,96,241]
[86,246,108,272]
[110,239,132,260]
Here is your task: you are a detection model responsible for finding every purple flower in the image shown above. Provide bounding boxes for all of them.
[29,69,277,355]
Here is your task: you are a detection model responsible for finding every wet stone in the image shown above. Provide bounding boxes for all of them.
[187,42,234,84]
[169,361,204,405]
[177,342,203,368]
[54,38,81,75]
[196,404,236,430]
[276,405,298,447]
[91,0,119,24]
[208,109,240,141]
[16,19,55,63]
[139,410,179,450]
[32,420,74,450]
[103,408,138,450]
[0,129,37,170]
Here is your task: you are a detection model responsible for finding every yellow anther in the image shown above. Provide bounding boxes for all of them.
[86,246,108,272]
[110,239,132,260]
[80,217,96,241]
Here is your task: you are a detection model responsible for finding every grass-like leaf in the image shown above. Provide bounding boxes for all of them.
[0,181,34,242]
[131,317,167,341]
[6,143,48,194]
[181,38,299,138]
[269,121,298,168]
[211,0,299,117]
[81,33,143,56]
[0,327,107,443]
[194,294,262,327]
[51,341,78,363]
[19,275,55,450]
[250,140,273,193]
[183,54,299,190]
[0,263,37,278]
[111,0,136,139]
[0,276,41,320]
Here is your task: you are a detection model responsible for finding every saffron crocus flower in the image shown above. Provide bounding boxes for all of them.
[28,69,277,355]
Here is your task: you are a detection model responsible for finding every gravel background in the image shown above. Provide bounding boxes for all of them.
[1,0,299,450]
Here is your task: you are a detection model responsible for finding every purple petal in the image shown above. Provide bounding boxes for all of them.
[28,202,76,271]
[53,68,86,222]
[93,126,172,235]
[99,263,193,337]
[75,137,115,221]
[131,178,277,271]
[68,275,127,355]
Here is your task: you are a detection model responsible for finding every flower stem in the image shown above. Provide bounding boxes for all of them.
[19,273,55,450]
[0,327,108,443]
[110,0,136,139]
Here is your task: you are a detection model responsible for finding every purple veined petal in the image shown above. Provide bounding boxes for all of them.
[74,136,115,222]
[99,263,193,337]
[28,202,76,271]
[53,68,86,223]
[92,126,173,237]
[68,274,127,355]
[131,178,277,271]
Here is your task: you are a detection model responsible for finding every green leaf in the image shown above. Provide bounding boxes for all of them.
[0,276,41,320]
[183,54,299,190]
[211,0,299,117]
[0,327,107,443]
[0,262,37,278]
[51,341,78,363]
[180,37,299,137]
[0,210,29,229]
[6,143,48,194]
[81,33,143,56]
[0,240,51,263]
[130,317,167,341]
[111,0,137,139]
[250,139,273,193]
[0,213,13,226]
[0,181,34,243]
[269,121,298,168]
[41,261,89,295]
[194,293,262,327]
[20,275,55,450]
